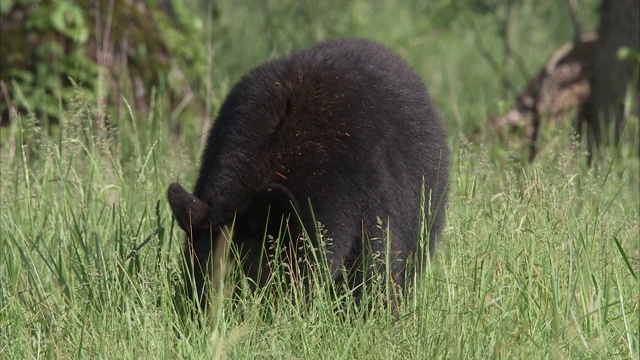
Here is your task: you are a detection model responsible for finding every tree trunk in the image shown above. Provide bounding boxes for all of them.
[582,0,639,155]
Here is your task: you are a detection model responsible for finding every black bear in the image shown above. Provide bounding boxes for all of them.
[168,38,449,306]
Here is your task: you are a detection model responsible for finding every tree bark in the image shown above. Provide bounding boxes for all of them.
[582,0,639,154]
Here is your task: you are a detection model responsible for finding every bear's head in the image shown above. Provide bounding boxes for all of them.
[167,182,300,247]
[168,182,301,299]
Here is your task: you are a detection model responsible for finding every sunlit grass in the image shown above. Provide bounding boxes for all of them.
[1,89,637,358]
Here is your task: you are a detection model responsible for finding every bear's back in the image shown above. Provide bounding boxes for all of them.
[194,38,448,255]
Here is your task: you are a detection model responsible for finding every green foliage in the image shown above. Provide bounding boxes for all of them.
[0,0,206,128]
[1,0,95,122]
[1,0,603,139]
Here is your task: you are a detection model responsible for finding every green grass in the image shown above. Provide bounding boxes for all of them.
[1,1,638,358]
[1,94,638,358]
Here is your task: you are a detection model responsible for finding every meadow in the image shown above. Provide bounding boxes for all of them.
[1,1,638,358]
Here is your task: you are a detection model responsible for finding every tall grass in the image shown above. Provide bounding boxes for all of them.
[1,89,637,358]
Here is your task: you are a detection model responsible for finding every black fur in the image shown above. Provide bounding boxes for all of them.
[168,38,449,306]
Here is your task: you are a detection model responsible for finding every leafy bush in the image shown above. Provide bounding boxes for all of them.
[0,0,206,130]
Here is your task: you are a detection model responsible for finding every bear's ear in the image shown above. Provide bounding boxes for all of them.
[168,182,210,232]
[245,183,300,237]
